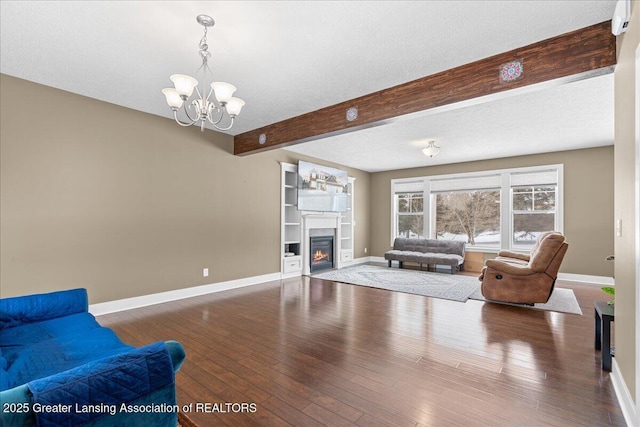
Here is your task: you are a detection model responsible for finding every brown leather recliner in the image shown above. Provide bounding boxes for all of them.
[479,232,568,304]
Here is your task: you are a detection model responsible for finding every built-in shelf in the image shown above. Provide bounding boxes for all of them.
[281,162,355,278]
[339,177,355,263]
[281,163,303,278]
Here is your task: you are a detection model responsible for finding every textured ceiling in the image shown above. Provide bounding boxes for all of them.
[0,1,617,171]
[285,73,614,172]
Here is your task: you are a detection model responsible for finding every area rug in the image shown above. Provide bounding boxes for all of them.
[312,264,582,315]
[312,264,478,302]
[468,287,582,315]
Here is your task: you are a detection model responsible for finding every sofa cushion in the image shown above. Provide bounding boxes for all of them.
[494,256,528,266]
[384,250,424,263]
[1,310,102,346]
[392,238,428,252]
[0,288,88,330]
[0,312,133,391]
[415,253,464,266]
[425,240,466,256]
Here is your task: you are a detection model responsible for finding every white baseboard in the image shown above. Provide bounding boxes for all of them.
[556,273,614,286]
[90,257,389,315]
[346,256,371,266]
[611,359,637,427]
[89,272,282,316]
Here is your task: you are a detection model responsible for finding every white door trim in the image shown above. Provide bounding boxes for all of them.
[634,42,640,427]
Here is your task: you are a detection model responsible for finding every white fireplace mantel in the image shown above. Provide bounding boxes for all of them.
[302,213,342,275]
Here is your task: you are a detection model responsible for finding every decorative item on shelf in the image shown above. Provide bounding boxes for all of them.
[422,141,440,158]
[602,255,615,305]
[162,14,244,132]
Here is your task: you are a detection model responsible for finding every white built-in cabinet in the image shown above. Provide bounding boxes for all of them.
[281,163,302,277]
[280,162,355,278]
[340,177,355,264]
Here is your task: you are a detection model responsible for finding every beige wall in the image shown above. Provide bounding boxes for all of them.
[369,147,615,277]
[614,0,639,403]
[0,75,370,304]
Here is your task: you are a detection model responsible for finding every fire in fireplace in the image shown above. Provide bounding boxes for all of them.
[310,236,334,273]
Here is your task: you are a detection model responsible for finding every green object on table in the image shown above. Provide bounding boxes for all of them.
[601,286,615,305]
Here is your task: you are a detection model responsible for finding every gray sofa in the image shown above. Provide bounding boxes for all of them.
[384,238,466,274]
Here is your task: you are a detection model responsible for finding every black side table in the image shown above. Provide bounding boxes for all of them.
[594,301,615,371]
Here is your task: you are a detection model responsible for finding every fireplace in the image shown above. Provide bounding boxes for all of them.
[302,215,341,276]
[310,236,334,273]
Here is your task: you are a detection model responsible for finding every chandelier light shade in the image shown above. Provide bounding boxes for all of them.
[161,88,183,109]
[211,82,236,103]
[162,15,244,132]
[225,97,246,116]
[170,74,198,98]
[422,141,441,158]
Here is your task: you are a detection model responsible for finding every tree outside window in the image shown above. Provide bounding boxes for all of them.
[396,193,424,238]
[434,190,501,246]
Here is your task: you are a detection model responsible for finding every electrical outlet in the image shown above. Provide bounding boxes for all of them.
[364,248,368,254]
[203,268,209,277]
[616,219,622,237]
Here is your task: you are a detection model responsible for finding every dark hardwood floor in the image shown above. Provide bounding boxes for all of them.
[99,272,626,426]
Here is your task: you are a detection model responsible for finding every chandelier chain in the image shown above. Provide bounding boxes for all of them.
[199,27,211,63]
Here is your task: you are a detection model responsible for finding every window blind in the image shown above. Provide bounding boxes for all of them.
[510,170,558,187]
[430,174,501,193]
[393,181,424,193]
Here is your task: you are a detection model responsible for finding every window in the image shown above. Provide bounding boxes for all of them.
[510,170,558,248]
[390,165,562,251]
[395,192,424,238]
[393,181,424,239]
[433,190,501,247]
[429,173,502,249]
[512,185,557,246]
[512,186,557,246]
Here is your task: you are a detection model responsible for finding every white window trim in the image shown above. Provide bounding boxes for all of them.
[390,164,564,253]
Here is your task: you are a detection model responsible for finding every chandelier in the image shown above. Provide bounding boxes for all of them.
[422,141,441,158]
[162,15,244,132]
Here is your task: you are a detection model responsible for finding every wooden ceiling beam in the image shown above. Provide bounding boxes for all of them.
[233,21,616,156]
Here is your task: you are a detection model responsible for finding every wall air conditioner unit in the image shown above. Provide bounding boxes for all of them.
[612,0,630,36]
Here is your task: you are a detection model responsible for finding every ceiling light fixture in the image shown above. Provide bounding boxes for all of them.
[422,141,441,158]
[162,15,244,132]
